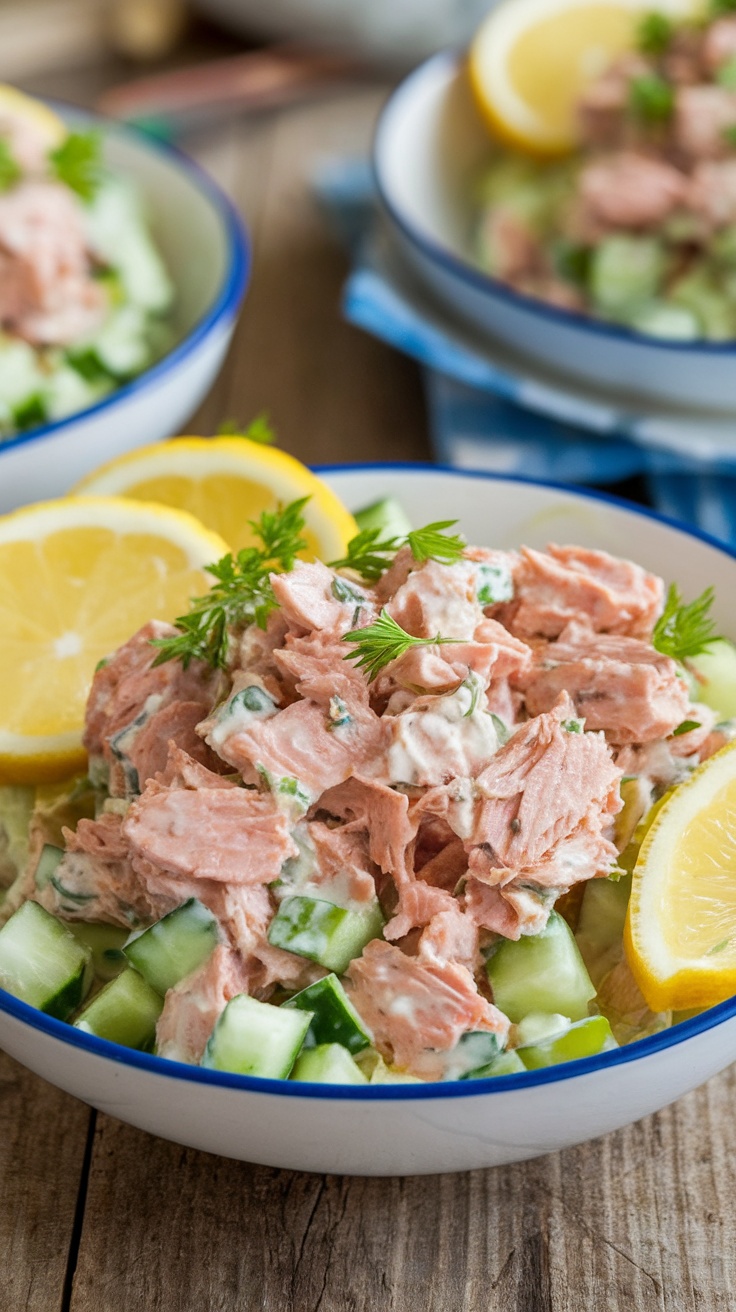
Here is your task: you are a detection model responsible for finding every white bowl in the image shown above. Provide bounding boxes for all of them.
[1,464,735,1176]
[0,107,249,514]
[373,53,736,414]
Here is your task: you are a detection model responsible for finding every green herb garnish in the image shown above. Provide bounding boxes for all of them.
[672,719,701,737]
[49,131,103,200]
[342,608,460,681]
[152,497,309,669]
[629,72,675,123]
[724,124,736,150]
[216,412,275,444]
[330,519,465,581]
[652,584,720,662]
[717,57,736,90]
[0,138,21,192]
[637,11,674,55]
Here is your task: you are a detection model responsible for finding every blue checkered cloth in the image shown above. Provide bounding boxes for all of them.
[316,158,736,543]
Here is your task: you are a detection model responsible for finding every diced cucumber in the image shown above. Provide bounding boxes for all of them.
[688,639,736,720]
[34,843,64,891]
[589,235,665,315]
[290,1042,368,1085]
[627,301,699,341]
[282,973,372,1053]
[202,993,312,1078]
[353,497,412,540]
[449,1030,504,1080]
[124,898,220,995]
[74,966,163,1048]
[514,1011,571,1046]
[0,901,92,1019]
[517,1015,616,1070]
[575,875,632,989]
[267,895,384,975]
[670,268,736,340]
[68,922,129,982]
[485,910,596,1023]
[86,176,174,314]
[44,363,110,422]
[94,305,152,379]
[464,1049,526,1079]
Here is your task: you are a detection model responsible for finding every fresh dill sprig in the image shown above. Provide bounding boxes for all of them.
[49,131,103,200]
[151,497,309,669]
[0,139,20,192]
[652,583,720,662]
[330,519,465,580]
[342,608,460,681]
[216,413,275,444]
[406,520,466,565]
[329,528,403,581]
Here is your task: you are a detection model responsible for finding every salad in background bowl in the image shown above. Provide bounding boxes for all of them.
[373,0,736,411]
[2,464,736,1174]
[0,90,248,514]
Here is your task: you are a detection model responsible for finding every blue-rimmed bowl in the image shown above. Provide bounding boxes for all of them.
[373,53,736,414]
[1,464,735,1176]
[0,107,249,514]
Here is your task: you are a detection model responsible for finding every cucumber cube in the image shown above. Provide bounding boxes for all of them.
[448,1030,504,1080]
[124,898,220,995]
[34,843,64,890]
[0,901,92,1020]
[291,1042,368,1085]
[68,922,130,982]
[282,973,372,1054]
[485,910,596,1023]
[267,895,384,975]
[369,1061,424,1085]
[465,1049,527,1079]
[688,639,736,720]
[353,496,412,540]
[517,1015,616,1070]
[74,967,163,1049]
[202,994,312,1078]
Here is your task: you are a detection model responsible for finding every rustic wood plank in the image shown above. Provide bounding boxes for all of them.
[66,1068,736,1312]
[0,1052,92,1312]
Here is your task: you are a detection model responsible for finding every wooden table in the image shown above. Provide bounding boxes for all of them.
[3,51,735,1312]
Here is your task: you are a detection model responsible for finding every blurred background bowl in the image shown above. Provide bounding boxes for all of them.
[373,52,736,413]
[194,0,496,65]
[0,106,249,514]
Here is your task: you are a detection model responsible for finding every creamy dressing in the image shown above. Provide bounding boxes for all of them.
[207,683,277,752]
[385,675,500,787]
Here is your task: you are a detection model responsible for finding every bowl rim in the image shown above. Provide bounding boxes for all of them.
[2,462,736,1101]
[373,49,736,358]
[0,104,250,459]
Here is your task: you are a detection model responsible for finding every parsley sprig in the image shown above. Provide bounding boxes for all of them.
[151,498,308,669]
[216,413,275,444]
[342,608,460,681]
[49,131,103,200]
[0,139,21,192]
[652,584,720,662]
[330,519,466,581]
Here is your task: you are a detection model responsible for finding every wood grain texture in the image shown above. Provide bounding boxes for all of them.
[0,1053,91,1312]
[66,1069,736,1312]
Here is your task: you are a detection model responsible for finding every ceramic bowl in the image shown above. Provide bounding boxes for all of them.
[0,108,249,514]
[373,53,736,414]
[1,464,735,1176]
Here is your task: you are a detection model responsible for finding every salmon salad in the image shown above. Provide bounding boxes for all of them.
[476,6,736,340]
[0,498,732,1084]
[0,88,173,441]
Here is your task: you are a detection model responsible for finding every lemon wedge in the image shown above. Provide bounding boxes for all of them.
[73,437,358,561]
[468,0,694,156]
[0,84,65,150]
[0,496,229,784]
[625,742,736,1012]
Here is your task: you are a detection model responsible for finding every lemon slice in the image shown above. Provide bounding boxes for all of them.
[625,742,736,1012]
[73,438,358,561]
[0,84,65,150]
[468,0,693,156]
[0,496,229,785]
